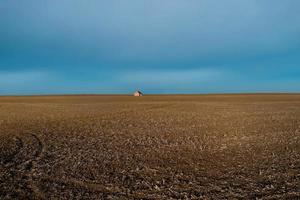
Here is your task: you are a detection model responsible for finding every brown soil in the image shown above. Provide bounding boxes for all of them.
[1,94,300,199]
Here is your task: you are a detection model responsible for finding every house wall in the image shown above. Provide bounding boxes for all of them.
[134,92,142,96]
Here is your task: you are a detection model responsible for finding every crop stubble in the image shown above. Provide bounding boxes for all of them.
[1,94,300,199]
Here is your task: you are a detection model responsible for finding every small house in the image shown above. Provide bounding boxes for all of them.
[134,91,143,96]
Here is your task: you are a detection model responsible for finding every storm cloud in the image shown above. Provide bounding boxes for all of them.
[0,0,300,94]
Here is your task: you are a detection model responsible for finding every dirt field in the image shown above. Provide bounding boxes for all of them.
[1,94,300,199]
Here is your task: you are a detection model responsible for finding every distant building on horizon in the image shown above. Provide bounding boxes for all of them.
[134,91,143,96]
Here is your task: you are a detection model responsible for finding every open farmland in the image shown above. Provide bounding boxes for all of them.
[1,94,300,199]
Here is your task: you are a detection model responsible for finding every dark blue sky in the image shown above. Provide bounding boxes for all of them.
[1,0,300,95]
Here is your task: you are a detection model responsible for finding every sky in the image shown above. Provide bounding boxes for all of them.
[1,0,300,95]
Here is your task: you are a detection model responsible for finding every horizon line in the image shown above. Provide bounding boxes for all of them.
[1,92,300,97]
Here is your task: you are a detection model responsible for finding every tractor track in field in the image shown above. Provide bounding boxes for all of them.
[23,133,46,200]
[1,137,23,165]
[39,176,171,199]
[1,132,46,199]
[3,133,44,167]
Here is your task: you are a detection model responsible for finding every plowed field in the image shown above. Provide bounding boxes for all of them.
[1,94,300,199]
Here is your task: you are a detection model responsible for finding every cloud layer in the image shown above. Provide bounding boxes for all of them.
[0,0,300,94]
